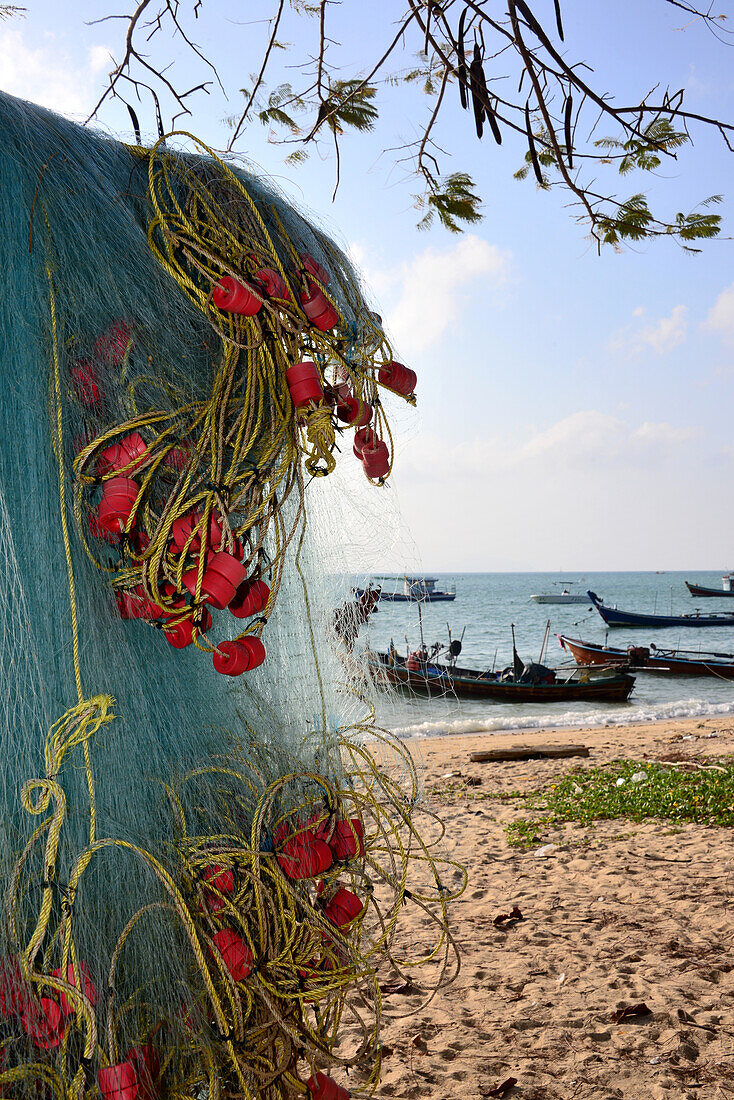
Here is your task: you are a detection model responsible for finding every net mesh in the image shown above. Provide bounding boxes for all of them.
[0,91,464,1100]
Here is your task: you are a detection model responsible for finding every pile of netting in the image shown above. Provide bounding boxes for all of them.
[0,91,464,1100]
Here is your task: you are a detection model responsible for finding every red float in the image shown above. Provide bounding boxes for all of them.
[212,276,262,317]
[115,587,160,621]
[300,253,331,285]
[170,511,222,555]
[0,957,29,1019]
[97,478,140,535]
[166,444,193,471]
[300,281,338,331]
[307,1071,351,1100]
[323,888,364,928]
[210,928,254,982]
[229,578,270,619]
[70,362,101,406]
[329,819,365,861]
[336,395,372,427]
[51,960,97,1016]
[286,361,324,408]
[21,996,65,1050]
[98,432,148,476]
[378,360,417,396]
[127,1046,160,1100]
[352,427,377,458]
[203,551,248,609]
[254,266,289,299]
[94,320,133,366]
[361,439,390,479]
[97,1061,138,1100]
[212,636,266,676]
[277,834,333,880]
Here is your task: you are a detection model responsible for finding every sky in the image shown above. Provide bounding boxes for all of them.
[2,1,734,572]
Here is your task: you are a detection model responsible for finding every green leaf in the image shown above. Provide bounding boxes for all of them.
[416,172,482,233]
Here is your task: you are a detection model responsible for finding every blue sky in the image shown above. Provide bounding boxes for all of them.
[3,1,734,570]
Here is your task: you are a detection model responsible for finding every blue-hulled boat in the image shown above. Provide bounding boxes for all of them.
[588,591,734,629]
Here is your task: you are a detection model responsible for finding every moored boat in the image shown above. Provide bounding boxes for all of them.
[685,581,734,598]
[369,650,635,702]
[587,591,734,629]
[360,575,456,602]
[559,634,734,679]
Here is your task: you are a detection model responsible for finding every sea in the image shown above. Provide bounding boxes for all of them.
[354,571,734,740]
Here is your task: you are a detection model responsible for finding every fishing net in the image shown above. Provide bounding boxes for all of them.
[0,92,464,1100]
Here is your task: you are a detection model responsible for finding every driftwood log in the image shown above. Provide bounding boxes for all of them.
[469,744,589,763]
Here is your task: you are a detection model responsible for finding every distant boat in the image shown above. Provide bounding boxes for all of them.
[361,576,456,603]
[559,634,734,679]
[686,573,734,597]
[369,650,634,702]
[530,587,590,605]
[587,590,734,629]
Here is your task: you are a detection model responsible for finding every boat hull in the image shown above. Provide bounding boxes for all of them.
[587,591,734,629]
[530,594,590,604]
[685,582,734,598]
[559,635,734,679]
[370,653,634,702]
[377,592,456,602]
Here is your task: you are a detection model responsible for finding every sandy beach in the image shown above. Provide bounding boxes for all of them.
[373,715,734,1100]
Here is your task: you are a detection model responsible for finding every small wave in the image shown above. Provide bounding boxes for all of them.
[391,698,734,739]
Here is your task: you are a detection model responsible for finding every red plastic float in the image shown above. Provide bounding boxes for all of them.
[361,439,390,479]
[21,996,64,1050]
[286,361,324,408]
[300,281,338,332]
[97,1061,138,1100]
[229,578,270,619]
[378,360,417,396]
[115,586,160,621]
[94,320,132,366]
[0,957,29,1018]
[170,511,222,555]
[300,253,331,285]
[212,276,262,317]
[307,1071,351,1100]
[323,888,364,928]
[97,478,140,535]
[98,432,148,476]
[277,833,333,880]
[166,444,193,471]
[212,636,266,676]
[329,819,365,861]
[70,362,101,406]
[336,395,372,427]
[51,960,97,1016]
[254,266,289,299]
[127,1046,160,1100]
[203,551,247,609]
[352,427,377,458]
[210,928,254,982]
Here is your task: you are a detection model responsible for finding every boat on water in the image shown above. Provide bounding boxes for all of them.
[686,573,734,597]
[369,649,635,703]
[530,584,590,605]
[587,590,734,629]
[559,634,734,679]
[360,575,456,603]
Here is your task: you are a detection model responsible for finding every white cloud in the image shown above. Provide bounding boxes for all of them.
[353,235,510,356]
[609,304,688,357]
[705,283,734,342]
[0,27,110,119]
[401,410,697,481]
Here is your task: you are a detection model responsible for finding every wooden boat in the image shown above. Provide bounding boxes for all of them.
[369,650,635,702]
[358,575,456,603]
[685,581,734,598]
[559,634,734,679]
[587,591,734,629]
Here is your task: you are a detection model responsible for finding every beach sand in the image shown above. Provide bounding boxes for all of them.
[372,715,734,1100]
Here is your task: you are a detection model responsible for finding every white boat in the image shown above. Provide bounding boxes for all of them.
[530,585,591,605]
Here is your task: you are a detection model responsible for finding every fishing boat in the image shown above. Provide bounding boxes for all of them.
[559,634,734,679]
[359,575,456,602]
[587,590,734,629]
[369,650,635,702]
[685,575,734,597]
